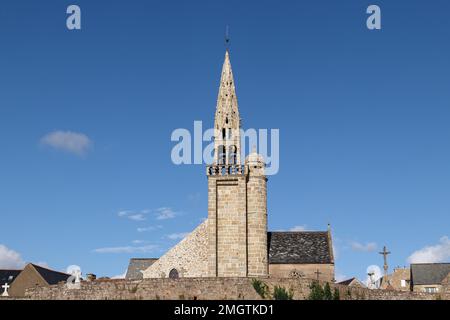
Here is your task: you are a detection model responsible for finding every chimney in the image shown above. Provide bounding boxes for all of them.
[86,273,96,281]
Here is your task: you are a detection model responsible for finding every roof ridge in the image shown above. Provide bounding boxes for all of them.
[0,268,23,271]
[31,263,70,276]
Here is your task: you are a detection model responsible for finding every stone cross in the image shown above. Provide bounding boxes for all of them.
[314,269,322,281]
[2,283,10,297]
[367,272,376,289]
[73,269,82,283]
[379,246,391,278]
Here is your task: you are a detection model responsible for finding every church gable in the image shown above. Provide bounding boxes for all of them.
[142,221,208,278]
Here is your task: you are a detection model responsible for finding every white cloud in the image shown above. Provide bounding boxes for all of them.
[131,240,147,244]
[93,244,158,254]
[117,210,148,221]
[40,130,92,156]
[0,245,25,269]
[289,225,308,232]
[167,233,189,240]
[407,236,450,264]
[117,211,130,217]
[128,214,146,221]
[155,207,177,220]
[137,225,162,232]
[350,241,377,252]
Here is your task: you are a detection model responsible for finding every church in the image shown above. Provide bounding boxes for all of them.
[140,50,334,281]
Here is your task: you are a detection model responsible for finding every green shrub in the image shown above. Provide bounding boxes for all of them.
[333,288,340,300]
[323,283,332,300]
[273,286,294,300]
[251,279,269,299]
[308,281,324,300]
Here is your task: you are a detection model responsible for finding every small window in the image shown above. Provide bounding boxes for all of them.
[229,145,237,165]
[401,280,406,287]
[425,287,438,293]
[169,268,179,279]
[218,145,226,165]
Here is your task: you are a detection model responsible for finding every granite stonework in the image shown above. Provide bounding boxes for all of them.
[142,221,208,278]
[23,277,447,300]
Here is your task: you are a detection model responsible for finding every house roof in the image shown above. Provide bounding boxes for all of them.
[267,231,333,264]
[338,278,357,286]
[125,258,158,280]
[411,263,450,285]
[31,264,70,285]
[0,270,22,285]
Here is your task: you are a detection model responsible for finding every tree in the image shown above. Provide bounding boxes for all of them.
[308,281,324,300]
[273,286,294,300]
[333,288,340,300]
[323,283,332,300]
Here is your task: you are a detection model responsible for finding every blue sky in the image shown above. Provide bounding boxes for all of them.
[1,0,450,281]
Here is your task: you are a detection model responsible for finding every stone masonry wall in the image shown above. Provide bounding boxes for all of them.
[208,176,248,277]
[24,277,445,300]
[247,174,268,277]
[142,221,208,278]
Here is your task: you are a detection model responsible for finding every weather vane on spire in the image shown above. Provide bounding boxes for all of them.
[225,25,230,50]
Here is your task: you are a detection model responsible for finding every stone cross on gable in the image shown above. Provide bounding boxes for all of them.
[314,269,322,281]
[2,283,10,297]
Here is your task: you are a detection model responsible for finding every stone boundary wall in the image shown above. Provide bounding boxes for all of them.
[24,277,446,300]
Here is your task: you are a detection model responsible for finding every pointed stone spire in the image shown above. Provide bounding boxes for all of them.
[215,50,240,131]
[213,51,241,166]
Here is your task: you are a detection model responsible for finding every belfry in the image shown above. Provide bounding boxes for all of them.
[207,50,268,277]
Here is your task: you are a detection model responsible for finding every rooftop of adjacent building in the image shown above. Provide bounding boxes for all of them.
[410,263,450,285]
[125,258,159,280]
[0,269,22,285]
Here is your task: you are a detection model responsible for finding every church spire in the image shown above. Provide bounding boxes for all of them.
[215,51,240,129]
[213,50,241,166]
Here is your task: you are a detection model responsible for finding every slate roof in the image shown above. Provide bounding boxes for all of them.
[125,258,158,280]
[338,278,357,286]
[268,231,333,264]
[31,264,71,285]
[411,263,450,285]
[0,270,22,285]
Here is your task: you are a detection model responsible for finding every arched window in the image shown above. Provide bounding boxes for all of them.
[229,145,237,165]
[218,145,226,165]
[169,268,179,279]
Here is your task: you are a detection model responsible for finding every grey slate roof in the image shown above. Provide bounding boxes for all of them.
[0,270,22,285]
[411,263,450,285]
[337,278,357,286]
[125,258,158,280]
[268,231,333,264]
[32,264,71,285]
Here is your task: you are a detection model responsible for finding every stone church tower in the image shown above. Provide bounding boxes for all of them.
[141,49,334,281]
[206,50,268,277]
